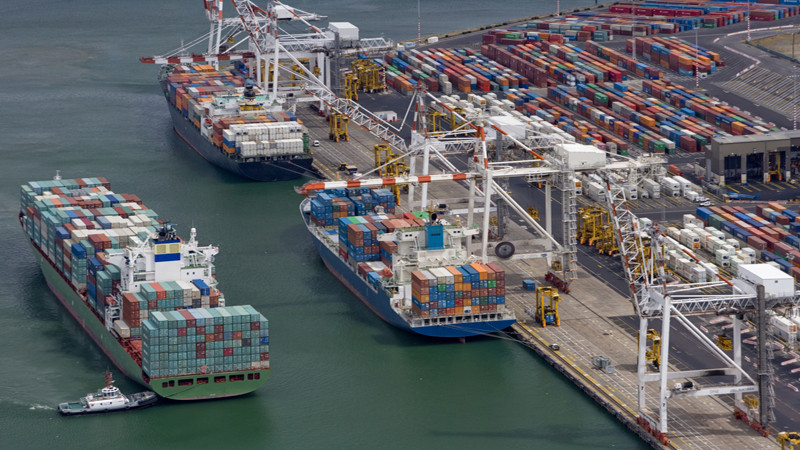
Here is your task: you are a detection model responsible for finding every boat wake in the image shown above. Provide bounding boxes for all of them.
[29,403,55,411]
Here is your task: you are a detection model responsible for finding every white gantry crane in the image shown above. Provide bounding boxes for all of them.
[296,81,666,289]
[140,0,392,95]
[603,175,800,444]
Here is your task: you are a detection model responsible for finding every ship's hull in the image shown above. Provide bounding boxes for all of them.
[166,104,315,182]
[302,208,516,338]
[25,231,269,400]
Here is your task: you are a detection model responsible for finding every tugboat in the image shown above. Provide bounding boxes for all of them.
[58,373,157,415]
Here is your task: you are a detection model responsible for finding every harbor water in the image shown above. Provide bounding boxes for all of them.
[0,0,644,447]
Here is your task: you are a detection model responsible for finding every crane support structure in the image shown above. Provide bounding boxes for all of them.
[602,174,800,440]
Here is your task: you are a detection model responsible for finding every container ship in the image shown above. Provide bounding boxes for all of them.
[20,176,270,400]
[301,187,516,338]
[158,64,315,181]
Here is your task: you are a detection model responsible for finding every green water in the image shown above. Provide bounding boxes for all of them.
[0,1,643,448]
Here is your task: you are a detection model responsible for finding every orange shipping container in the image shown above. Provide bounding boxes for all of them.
[470,263,488,280]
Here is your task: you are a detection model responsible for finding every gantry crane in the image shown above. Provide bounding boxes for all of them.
[639,328,661,370]
[535,286,560,327]
[329,113,349,142]
[140,0,392,97]
[351,59,386,93]
[778,432,800,450]
[373,144,408,203]
[603,175,800,444]
[343,72,359,101]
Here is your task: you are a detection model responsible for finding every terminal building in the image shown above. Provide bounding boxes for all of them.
[707,130,800,184]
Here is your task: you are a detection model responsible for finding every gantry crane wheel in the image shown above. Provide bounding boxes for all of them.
[495,241,515,259]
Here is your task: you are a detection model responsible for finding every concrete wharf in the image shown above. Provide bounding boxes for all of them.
[295,74,781,449]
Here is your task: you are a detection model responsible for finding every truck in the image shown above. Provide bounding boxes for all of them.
[726,192,760,201]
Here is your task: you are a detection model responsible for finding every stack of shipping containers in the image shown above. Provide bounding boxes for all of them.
[19,178,270,383]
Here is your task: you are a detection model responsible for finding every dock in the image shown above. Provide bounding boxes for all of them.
[296,105,392,183]
[500,258,777,449]
[294,56,782,450]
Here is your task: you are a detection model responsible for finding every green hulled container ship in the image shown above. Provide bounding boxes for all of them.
[20,175,269,400]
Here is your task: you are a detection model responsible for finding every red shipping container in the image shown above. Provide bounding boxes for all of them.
[774,242,792,257]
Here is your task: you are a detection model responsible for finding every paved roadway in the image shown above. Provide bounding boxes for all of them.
[507,176,800,435]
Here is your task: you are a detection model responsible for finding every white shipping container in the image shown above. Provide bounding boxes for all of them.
[328,22,359,41]
[586,182,606,202]
[790,315,800,338]
[737,264,795,299]
[666,226,681,241]
[680,230,700,249]
[691,266,707,283]
[771,316,798,341]
[672,176,691,194]
[113,320,131,339]
[554,143,607,170]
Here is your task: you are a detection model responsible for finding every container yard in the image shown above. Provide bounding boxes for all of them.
[285,0,800,446]
[371,35,777,162]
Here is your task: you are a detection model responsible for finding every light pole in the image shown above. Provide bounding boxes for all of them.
[747,0,751,42]
[417,0,421,46]
[695,26,700,88]
[631,2,636,62]
[794,32,797,130]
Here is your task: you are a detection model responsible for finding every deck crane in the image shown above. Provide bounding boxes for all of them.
[602,175,800,444]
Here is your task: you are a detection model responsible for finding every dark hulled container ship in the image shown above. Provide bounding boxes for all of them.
[159,64,315,182]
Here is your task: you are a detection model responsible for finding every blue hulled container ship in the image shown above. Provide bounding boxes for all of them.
[300,187,516,338]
